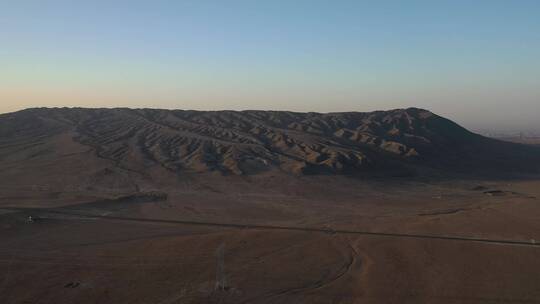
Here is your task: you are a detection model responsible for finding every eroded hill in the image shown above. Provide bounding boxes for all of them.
[0,107,538,184]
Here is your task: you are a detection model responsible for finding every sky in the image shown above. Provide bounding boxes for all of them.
[1,0,539,132]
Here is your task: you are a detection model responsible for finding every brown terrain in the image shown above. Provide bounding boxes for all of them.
[1,107,540,304]
[497,136,540,146]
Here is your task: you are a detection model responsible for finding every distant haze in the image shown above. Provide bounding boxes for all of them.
[1,1,539,132]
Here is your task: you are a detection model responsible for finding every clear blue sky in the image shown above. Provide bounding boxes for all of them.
[1,0,539,131]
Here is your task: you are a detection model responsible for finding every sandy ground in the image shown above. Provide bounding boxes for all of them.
[1,176,540,304]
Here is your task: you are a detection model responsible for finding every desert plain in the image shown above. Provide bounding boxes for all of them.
[1,108,539,304]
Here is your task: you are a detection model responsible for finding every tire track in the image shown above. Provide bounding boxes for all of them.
[238,236,359,304]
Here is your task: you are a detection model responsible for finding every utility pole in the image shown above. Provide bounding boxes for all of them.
[215,242,227,291]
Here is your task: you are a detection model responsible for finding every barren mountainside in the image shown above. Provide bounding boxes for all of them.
[0,107,538,180]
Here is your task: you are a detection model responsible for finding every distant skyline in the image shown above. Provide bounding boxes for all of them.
[1,0,539,132]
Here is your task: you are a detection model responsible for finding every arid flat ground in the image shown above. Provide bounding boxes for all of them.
[2,108,540,303]
[1,175,540,304]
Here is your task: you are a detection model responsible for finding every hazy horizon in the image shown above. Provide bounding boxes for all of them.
[2,1,539,132]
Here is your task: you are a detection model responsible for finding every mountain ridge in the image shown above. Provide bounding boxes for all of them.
[0,107,538,182]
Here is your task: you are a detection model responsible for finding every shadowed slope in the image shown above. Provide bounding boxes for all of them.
[0,107,538,180]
